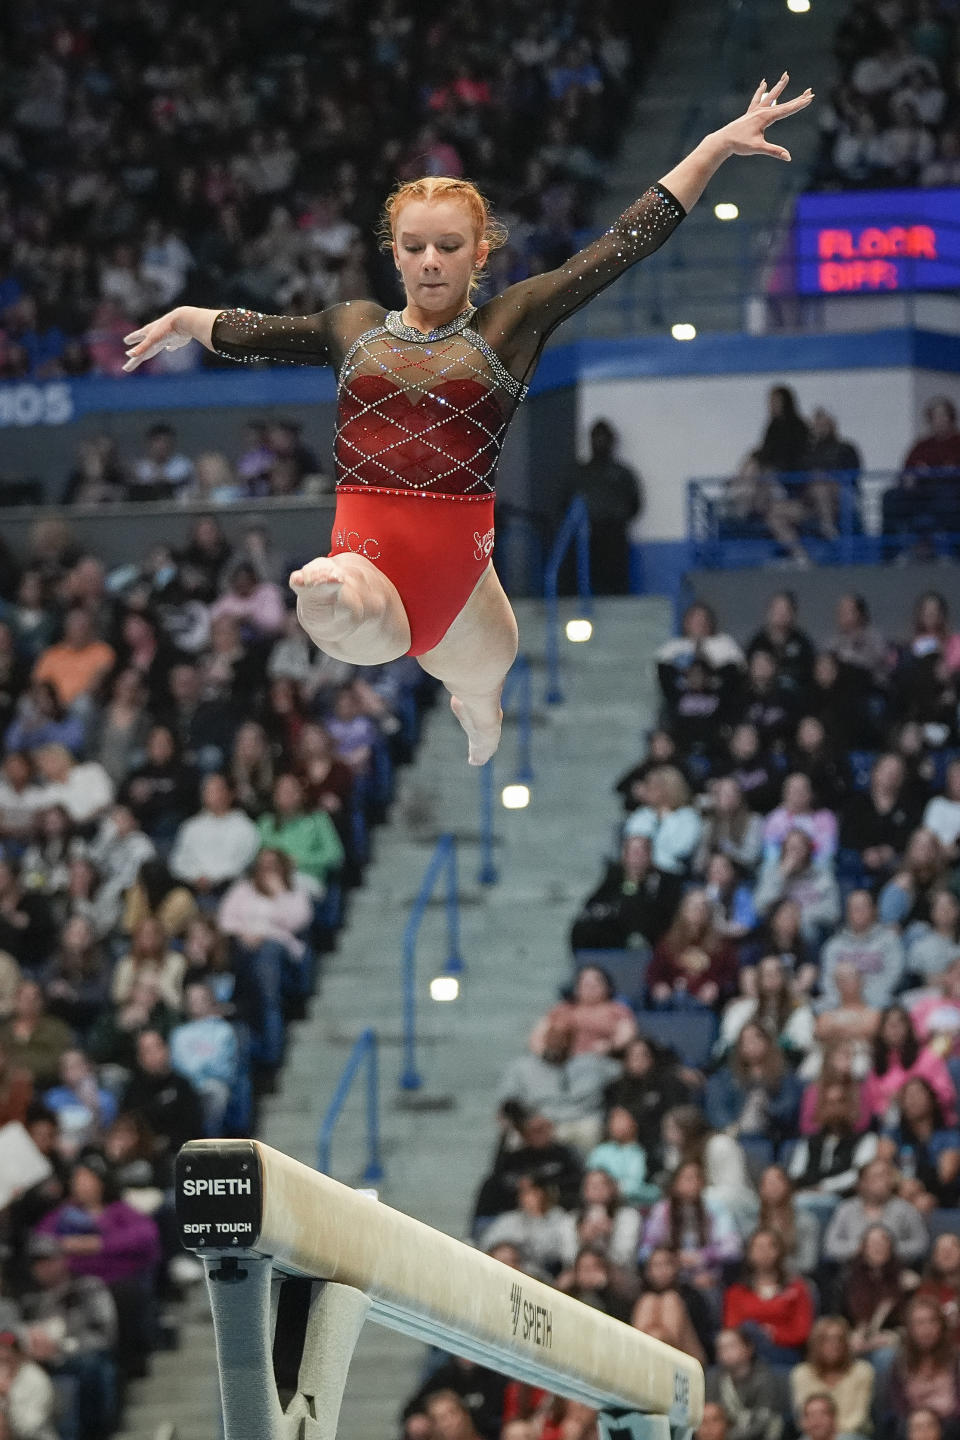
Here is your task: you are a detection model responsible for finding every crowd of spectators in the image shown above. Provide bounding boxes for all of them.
[723,385,960,568]
[0,0,666,382]
[0,514,431,1440]
[401,584,960,1440]
[815,0,960,190]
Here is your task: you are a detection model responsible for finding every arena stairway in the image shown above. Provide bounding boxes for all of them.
[570,0,837,339]
[111,595,671,1440]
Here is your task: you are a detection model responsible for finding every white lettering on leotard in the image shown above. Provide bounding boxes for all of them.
[474,527,495,561]
[335,528,381,561]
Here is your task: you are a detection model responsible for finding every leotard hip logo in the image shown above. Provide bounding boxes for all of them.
[474,527,495,561]
[335,528,381,561]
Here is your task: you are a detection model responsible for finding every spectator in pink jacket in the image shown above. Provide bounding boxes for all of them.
[209,562,286,639]
[217,849,313,960]
[863,1004,957,1126]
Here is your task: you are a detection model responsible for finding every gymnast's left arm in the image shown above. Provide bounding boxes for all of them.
[485,72,813,383]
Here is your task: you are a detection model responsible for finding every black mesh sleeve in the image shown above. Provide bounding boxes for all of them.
[478,183,686,384]
[211,308,332,366]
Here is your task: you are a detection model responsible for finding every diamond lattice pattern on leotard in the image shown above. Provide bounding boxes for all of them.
[334,318,522,497]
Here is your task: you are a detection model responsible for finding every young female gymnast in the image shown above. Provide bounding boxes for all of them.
[124,74,812,765]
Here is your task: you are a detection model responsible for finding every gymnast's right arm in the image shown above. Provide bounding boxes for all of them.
[122,304,330,371]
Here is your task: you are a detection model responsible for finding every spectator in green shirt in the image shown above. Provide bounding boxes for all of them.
[256,773,344,892]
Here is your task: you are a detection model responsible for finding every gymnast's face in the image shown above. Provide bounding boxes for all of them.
[392,199,488,318]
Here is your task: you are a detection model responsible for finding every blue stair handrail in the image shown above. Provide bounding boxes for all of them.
[544,496,593,705]
[478,654,534,886]
[401,833,463,1091]
[317,1027,384,1183]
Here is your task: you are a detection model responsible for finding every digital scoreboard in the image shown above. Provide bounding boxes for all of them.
[794,187,960,296]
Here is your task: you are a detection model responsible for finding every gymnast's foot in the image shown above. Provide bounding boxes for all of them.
[450,693,502,767]
[289,558,356,641]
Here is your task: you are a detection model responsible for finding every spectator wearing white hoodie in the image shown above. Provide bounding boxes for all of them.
[169,774,259,894]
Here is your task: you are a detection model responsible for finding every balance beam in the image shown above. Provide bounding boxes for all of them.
[175,1139,704,1440]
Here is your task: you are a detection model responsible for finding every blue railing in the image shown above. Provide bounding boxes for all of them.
[544,497,593,705]
[687,466,960,571]
[477,654,534,886]
[400,834,463,1091]
[316,1027,384,1183]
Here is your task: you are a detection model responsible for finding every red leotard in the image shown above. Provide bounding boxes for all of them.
[212,183,685,655]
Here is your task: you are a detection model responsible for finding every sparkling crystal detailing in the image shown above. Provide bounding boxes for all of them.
[383,309,476,343]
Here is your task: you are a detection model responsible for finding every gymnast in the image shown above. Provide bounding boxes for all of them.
[124,74,812,765]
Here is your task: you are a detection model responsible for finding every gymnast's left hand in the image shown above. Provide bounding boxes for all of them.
[122,306,195,372]
[715,72,814,162]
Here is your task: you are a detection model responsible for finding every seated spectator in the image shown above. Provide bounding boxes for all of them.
[478,1174,572,1275]
[640,1160,742,1290]
[123,724,198,845]
[656,603,746,699]
[86,668,153,787]
[925,759,960,862]
[917,1234,960,1346]
[763,773,838,863]
[908,891,960,982]
[530,966,636,1058]
[716,724,781,817]
[169,981,240,1135]
[648,890,739,1009]
[747,592,815,695]
[0,1037,33,1127]
[403,1359,507,1440]
[31,607,115,712]
[865,1004,957,1127]
[603,1039,691,1165]
[33,746,114,828]
[823,1158,930,1268]
[86,979,177,1073]
[570,834,681,951]
[584,1106,658,1206]
[0,1331,57,1440]
[293,722,354,817]
[703,854,759,943]
[121,1030,204,1157]
[179,917,236,1009]
[705,1021,802,1146]
[790,1078,879,1218]
[130,423,193,496]
[229,721,275,819]
[33,1152,161,1380]
[884,403,960,556]
[756,1164,820,1277]
[197,614,265,708]
[797,1394,842,1440]
[169,773,260,895]
[111,918,186,1012]
[659,656,732,763]
[631,1246,709,1365]
[836,1224,913,1365]
[496,1019,618,1153]
[697,779,765,877]
[879,1076,960,1211]
[735,649,801,758]
[623,766,703,875]
[565,1168,643,1271]
[178,517,231,598]
[255,774,345,891]
[87,804,156,902]
[210,562,286,639]
[789,716,850,813]
[840,754,921,884]
[61,857,121,941]
[325,682,380,773]
[827,593,891,694]
[219,847,313,964]
[717,954,815,1062]
[820,891,906,1010]
[887,1295,960,1439]
[20,803,77,901]
[660,1105,757,1229]
[1,982,72,1090]
[746,898,816,990]
[42,1049,116,1158]
[790,1316,874,1440]
[473,1113,583,1223]
[892,592,960,722]
[754,829,841,945]
[0,570,56,665]
[122,858,198,940]
[0,752,45,845]
[723,1228,814,1365]
[0,860,56,971]
[810,966,881,1062]
[705,1326,787,1440]
[19,1230,118,1440]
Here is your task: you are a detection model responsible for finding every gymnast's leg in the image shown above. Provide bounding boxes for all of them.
[417,563,519,767]
[290,554,411,664]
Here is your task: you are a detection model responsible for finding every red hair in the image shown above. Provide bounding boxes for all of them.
[377,176,508,297]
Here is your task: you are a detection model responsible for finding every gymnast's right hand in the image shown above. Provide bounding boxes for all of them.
[122,306,195,372]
